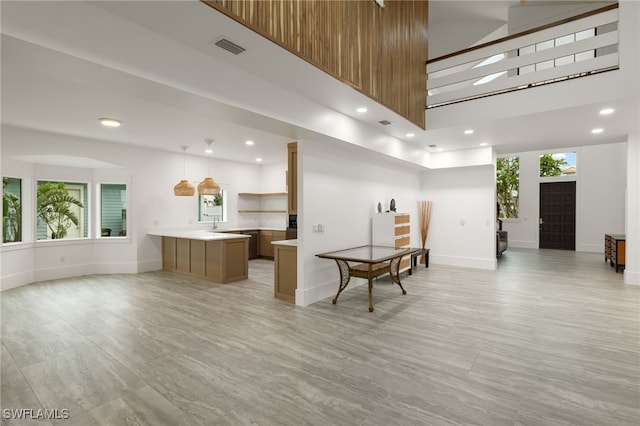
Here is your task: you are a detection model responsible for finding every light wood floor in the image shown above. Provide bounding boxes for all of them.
[1,249,638,425]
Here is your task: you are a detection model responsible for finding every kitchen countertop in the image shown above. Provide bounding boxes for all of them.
[220,227,286,232]
[272,239,298,247]
[147,229,251,241]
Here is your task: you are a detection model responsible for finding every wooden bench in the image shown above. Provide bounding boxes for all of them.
[408,248,429,275]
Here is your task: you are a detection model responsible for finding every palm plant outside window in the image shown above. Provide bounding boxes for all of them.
[3,177,22,243]
[496,156,519,219]
[37,181,87,240]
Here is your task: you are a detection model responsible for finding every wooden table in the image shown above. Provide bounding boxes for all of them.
[316,245,422,312]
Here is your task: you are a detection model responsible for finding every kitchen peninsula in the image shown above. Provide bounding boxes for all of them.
[149,230,250,283]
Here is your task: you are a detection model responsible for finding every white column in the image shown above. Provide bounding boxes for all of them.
[625,131,640,285]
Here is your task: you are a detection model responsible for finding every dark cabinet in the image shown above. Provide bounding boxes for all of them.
[244,230,259,260]
[604,234,625,272]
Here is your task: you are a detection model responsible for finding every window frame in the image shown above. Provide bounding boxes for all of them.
[496,155,520,220]
[198,189,227,224]
[98,182,129,239]
[36,179,89,241]
[2,176,23,244]
[538,151,578,179]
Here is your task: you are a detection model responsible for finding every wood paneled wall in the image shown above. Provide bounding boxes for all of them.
[202,0,428,129]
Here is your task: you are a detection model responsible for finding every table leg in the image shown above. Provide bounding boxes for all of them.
[368,263,374,312]
[332,259,351,304]
[389,256,407,295]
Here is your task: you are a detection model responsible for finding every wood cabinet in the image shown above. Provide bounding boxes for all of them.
[605,234,625,272]
[287,142,298,214]
[274,243,297,303]
[372,213,411,273]
[162,236,249,283]
[259,230,287,259]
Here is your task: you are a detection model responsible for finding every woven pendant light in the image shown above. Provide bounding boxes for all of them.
[198,139,221,195]
[174,179,195,196]
[198,177,221,195]
[174,146,195,196]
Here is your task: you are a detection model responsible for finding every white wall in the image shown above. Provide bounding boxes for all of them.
[0,125,285,290]
[421,165,497,270]
[625,126,639,285]
[501,142,627,252]
[297,139,423,306]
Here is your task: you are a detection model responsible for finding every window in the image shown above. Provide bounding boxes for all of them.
[100,184,127,237]
[199,190,226,223]
[496,156,519,219]
[37,181,87,240]
[3,177,22,243]
[539,152,577,177]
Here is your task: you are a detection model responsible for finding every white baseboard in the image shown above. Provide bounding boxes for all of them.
[430,254,496,271]
[1,261,162,291]
[0,270,35,291]
[507,240,538,249]
[92,262,139,274]
[296,277,366,307]
[624,270,640,285]
[576,243,604,253]
[136,259,162,273]
[34,264,94,283]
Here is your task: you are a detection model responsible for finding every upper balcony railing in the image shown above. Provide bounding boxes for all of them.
[426,4,619,108]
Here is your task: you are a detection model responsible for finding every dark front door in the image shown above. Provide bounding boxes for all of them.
[539,181,576,250]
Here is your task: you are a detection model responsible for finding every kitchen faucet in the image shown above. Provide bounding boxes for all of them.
[212,215,219,230]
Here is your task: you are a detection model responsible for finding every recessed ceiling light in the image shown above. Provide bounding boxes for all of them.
[256,158,263,162]
[99,118,121,127]
[204,139,214,154]
[436,148,444,152]
[599,108,615,115]
[356,107,368,113]
[245,140,254,146]
[406,133,415,137]
[592,128,604,134]
[480,142,488,146]
[464,129,474,135]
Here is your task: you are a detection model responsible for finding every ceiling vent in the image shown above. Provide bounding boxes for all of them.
[378,120,392,126]
[214,38,246,55]
[428,144,437,148]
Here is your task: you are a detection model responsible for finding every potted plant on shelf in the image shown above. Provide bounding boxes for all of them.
[37,182,84,239]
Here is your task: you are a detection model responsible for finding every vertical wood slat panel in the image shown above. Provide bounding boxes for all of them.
[203,0,428,129]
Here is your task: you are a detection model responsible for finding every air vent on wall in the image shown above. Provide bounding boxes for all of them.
[378,120,392,126]
[214,38,246,55]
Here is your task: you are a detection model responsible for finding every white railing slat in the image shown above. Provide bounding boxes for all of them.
[428,30,618,90]
[429,54,618,106]
[427,8,619,107]
[427,8,618,74]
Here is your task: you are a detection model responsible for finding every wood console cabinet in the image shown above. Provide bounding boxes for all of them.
[604,234,625,272]
[372,213,411,273]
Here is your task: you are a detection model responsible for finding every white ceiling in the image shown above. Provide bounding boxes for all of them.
[1,0,636,168]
